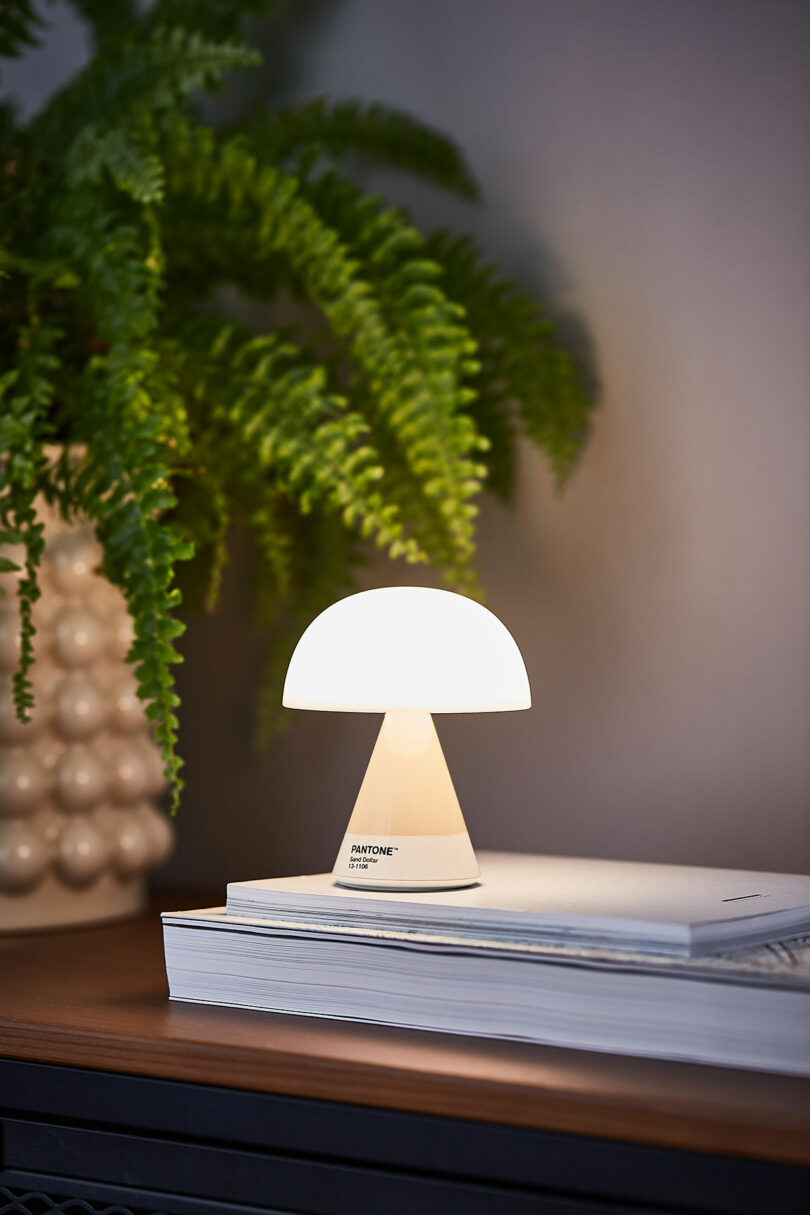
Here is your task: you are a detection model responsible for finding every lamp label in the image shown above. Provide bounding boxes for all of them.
[333,832,479,890]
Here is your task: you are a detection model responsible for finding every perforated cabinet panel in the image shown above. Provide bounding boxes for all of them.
[0,1190,162,1215]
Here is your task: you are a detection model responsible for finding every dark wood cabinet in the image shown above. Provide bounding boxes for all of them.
[2,894,809,1214]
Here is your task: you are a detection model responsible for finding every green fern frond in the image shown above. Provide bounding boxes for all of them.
[0,318,59,719]
[47,190,193,809]
[68,1,138,48]
[303,171,487,576]
[249,496,293,618]
[0,1,43,60]
[250,99,480,200]
[67,122,165,203]
[162,119,485,580]
[425,232,593,491]
[0,248,81,292]
[166,316,425,564]
[201,481,231,613]
[146,0,286,42]
[254,512,357,747]
[47,196,160,346]
[31,25,262,159]
[74,385,193,810]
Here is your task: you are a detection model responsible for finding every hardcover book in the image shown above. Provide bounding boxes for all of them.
[163,853,810,1075]
[162,905,810,1075]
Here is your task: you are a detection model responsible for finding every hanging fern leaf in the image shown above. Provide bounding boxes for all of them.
[30,24,261,162]
[300,170,489,575]
[67,121,166,203]
[425,232,593,493]
[46,189,193,809]
[69,1,138,49]
[253,512,358,747]
[0,317,59,718]
[0,1,42,61]
[162,117,486,580]
[249,99,480,200]
[166,316,426,563]
[144,1,287,42]
[74,383,193,810]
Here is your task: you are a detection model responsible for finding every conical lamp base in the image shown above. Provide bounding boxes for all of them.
[333,710,480,890]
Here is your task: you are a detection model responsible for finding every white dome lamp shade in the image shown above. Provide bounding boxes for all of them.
[283,586,531,890]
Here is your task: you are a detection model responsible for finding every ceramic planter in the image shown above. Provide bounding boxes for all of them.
[0,498,174,932]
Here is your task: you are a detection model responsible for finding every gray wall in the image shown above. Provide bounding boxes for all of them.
[7,1,810,882]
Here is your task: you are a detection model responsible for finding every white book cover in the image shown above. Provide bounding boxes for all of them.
[227,852,810,955]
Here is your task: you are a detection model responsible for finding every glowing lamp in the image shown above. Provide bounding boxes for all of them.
[283,586,531,890]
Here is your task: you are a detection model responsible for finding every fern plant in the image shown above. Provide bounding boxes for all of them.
[0,0,593,811]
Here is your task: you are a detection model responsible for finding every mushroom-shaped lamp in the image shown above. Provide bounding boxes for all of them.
[283,586,531,890]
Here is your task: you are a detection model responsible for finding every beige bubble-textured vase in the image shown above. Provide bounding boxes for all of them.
[0,501,174,932]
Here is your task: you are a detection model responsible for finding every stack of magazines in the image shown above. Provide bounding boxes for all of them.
[162,852,810,1074]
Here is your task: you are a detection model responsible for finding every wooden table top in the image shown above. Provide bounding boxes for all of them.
[1,889,809,1166]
